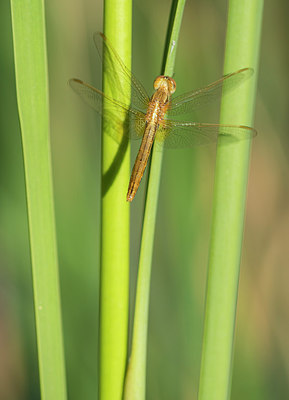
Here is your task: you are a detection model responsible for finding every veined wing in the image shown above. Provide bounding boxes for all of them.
[168,68,254,117]
[94,32,149,112]
[69,78,146,142]
[155,120,257,149]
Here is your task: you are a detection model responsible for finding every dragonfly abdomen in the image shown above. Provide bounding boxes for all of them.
[126,123,156,202]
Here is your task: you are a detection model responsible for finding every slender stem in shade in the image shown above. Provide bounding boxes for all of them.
[123,1,187,399]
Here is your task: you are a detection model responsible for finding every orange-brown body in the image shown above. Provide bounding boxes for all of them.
[126,76,176,202]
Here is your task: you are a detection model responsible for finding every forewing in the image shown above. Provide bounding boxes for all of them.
[154,120,257,149]
[94,32,149,112]
[168,68,254,116]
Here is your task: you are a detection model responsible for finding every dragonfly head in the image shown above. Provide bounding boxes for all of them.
[153,75,176,95]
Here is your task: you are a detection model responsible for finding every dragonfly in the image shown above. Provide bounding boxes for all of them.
[69,33,256,202]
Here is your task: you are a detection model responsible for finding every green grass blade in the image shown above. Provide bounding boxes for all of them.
[123,1,186,399]
[198,1,263,399]
[10,1,67,399]
[99,1,132,399]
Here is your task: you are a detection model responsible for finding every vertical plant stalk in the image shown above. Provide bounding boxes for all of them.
[198,1,263,400]
[99,1,132,400]
[10,1,67,399]
[123,1,186,399]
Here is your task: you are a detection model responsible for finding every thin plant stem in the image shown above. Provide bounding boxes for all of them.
[99,1,132,399]
[10,0,67,398]
[123,1,186,399]
[198,1,263,399]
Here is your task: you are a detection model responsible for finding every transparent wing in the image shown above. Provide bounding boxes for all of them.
[93,32,149,112]
[168,68,254,116]
[69,78,146,142]
[154,120,257,149]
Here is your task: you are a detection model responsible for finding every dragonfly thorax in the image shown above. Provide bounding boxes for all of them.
[153,75,176,95]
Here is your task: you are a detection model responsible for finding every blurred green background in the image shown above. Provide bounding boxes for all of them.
[1,0,288,399]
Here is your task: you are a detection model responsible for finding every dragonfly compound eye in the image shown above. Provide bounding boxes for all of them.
[153,75,176,95]
[167,77,176,94]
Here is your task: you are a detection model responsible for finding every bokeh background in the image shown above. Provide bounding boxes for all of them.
[1,0,288,399]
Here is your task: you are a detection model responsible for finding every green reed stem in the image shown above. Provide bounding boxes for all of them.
[10,1,67,399]
[198,1,263,400]
[123,1,186,399]
[99,1,132,400]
